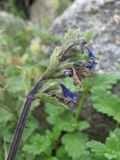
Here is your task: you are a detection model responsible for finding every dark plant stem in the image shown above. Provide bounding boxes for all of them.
[7,76,46,160]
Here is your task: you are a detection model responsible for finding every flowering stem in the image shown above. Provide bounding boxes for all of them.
[7,39,82,160]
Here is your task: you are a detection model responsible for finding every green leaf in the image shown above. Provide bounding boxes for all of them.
[45,102,65,115]
[90,73,120,93]
[56,146,72,160]
[45,102,89,132]
[87,128,120,160]
[87,141,106,158]
[22,116,38,143]
[36,93,68,109]
[0,149,3,160]
[23,130,54,155]
[0,107,14,123]
[90,73,120,123]
[78,121,90,131]
[6,76,24,94]
[35,155,59,160]
[45,102,77,131]
[91,89,120,123]
[5,65,21,77]
[105,128,120,159]
[62,132,88,159]
[0,123,15,143]
[49,111,78,132]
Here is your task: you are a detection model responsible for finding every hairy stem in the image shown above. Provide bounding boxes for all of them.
[7,76,46,160]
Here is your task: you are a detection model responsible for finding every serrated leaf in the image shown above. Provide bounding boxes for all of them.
[49,111,78,132]
[0,107,14,123]
[36,93,68,109]
[62,132,88,159]
[23,131,54,155]
[6,76,24,94]
[87,140,106,158]
[45,102,78,131]
[45,103,79,132]
[87,128,120,160]
[90,73,120,93]
[45,103,89,132]
[45,102,66,116]
[91,89,120,122]
[105,128,120,159]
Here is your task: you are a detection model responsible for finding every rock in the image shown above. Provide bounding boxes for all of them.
[49,0,120,73]
[29,0,72,28]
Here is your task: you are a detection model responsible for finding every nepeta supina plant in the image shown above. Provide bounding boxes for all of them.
[7,29,97,160]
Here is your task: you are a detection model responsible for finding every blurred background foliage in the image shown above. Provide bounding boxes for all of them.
[0,1,120,160]
[0,0,73,28]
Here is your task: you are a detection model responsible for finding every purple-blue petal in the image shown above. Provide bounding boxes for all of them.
[85,45,95,60]
[59,83,77,103]
[85,61,97,70]
[81,39,87,45]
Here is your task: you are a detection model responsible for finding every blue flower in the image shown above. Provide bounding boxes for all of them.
[59,83,77,103]
[64,70,72,77]
[84,61,97,70]
[85,45,95,61]
[83,44,97,69]
[81,39,95,62]
[81,39,87,45]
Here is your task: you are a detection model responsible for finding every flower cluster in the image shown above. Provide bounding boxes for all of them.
[82,39,97,70]
[59,39,97,104]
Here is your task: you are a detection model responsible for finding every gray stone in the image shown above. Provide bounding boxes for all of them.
[29,0,72,28]
[49,0,120,73]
